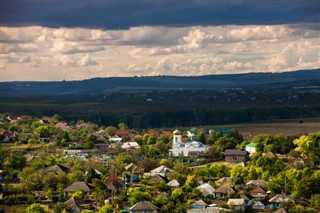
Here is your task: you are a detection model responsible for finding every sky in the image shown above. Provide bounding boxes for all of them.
[0,0,319,81]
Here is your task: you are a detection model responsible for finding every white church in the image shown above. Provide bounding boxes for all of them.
[170,129,208,157]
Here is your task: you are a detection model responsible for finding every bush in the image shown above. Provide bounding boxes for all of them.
[1,193,35,205]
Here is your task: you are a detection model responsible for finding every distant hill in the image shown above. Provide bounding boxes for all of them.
[1,69,319,97]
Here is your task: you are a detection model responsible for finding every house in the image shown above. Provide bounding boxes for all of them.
[272,208,287,213]
[54,122,71,131]
[161,131,172,137]
[125,163,144,182]
[46,164,70,174]
[63,182,92,197]
[1,131,14,142]
[252,200,267,210]
[39,119,50,125]
[6,115,21,123]
[104,175,126,195]
[213,185,237,199]
[249,186,267,200]
[170,129,208,157]
[227,198,245,212]
[197,183,215,199]
[245,180,268,189]
[263,152,277,158]
[191,199,208,209]
[269,194,292,210]
[240,194,255,207]
[116,130,130,137]
[148,174,168,184]
[215,177,233,186]
[85,169,102,177]
[129,201,158,213]
[245,142,256,155]
[149,165,174,177]
[224,149,249,164]
[109,135,122,142]
[65,197,92,213]
[121,141,140,150]
[167,179,180,188]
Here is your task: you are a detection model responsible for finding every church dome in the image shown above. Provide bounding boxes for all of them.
[173,129,181,135]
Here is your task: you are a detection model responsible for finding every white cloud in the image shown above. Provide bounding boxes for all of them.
[0,24,319,81]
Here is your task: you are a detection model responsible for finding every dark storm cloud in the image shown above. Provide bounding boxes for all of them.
[1,0,319,29]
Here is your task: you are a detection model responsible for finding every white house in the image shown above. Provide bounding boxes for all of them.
[245,142,257,155]
[170,129,208,157]
[121,142,140,150]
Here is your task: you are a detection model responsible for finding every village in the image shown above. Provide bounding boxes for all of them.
[0,113,319,213]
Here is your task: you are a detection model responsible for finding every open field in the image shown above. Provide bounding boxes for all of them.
[203,118,320,137]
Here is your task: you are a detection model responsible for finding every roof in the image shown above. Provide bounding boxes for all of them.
[125,163,137,171]
[150,166,174,175]
[121,142,140,149]
[149,174,168,183]
[197,183,215,195]
[245,180,268,188]
[214,186,236,194]
[269,194,292,203]
[173,129,181,135]
[64,182,91,192]
[224,149,248,156]
[246,142,256,147]
[167,179,180,187]
[192,199,207,207]
[253,200,266,207]
[65,197,85,207]
[250,186,266,194]
[227,198,245,206]
[215,177,233,185]
[263,152,277,158]
[104,175,125,184]
[273,208,287,213]
[116,130,130,136]
[54,122,68,128]
[46,164,70,174]
[129,201,158,211]
[1,131,14,137]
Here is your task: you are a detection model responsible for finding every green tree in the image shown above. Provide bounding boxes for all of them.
[92,179,108,204]
[105,126,117,136]
[98,204,114,213]
[34,126,50,137]
[170,188,184,202]
[197,132,206,143]
[85,168,101,184]
[25,203,47,213]
[83,141,94,149]
[294,133,320,164]
[118,122,128,130]
[53,202,67,213]
[127,188,152,205]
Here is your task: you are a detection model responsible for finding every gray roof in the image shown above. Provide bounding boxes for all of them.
[192,199,207,207]
[150,166,174,175]
[269,194,292,203]
[64,182,91,192]
[46,164,70,174]
[214,185,236,194]
[224,149,248,156]
[245,180,268,188]
[129,201,158,211]
[167,179,180,187]
[197,183,214,195]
